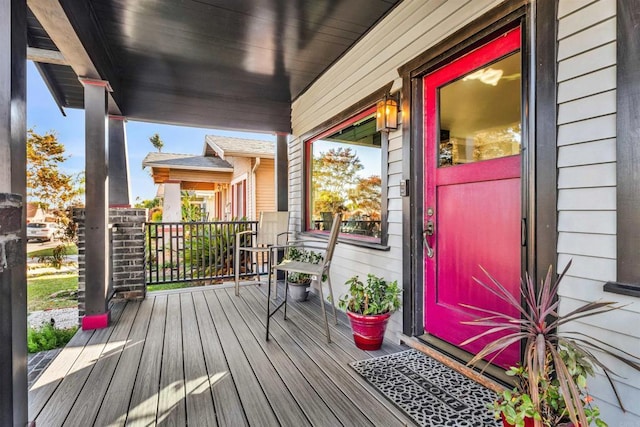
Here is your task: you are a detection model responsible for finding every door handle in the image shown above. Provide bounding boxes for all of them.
[423,220,434,258]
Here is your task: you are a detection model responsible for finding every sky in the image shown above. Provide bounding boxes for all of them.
[26,61,274,204]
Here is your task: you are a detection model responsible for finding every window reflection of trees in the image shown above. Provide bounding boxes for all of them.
[439,123,521,166]
[309,116,382,239]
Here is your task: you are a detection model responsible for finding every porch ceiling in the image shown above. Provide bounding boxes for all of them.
[27,0,402,134]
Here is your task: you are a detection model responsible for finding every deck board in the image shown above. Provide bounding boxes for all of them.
[29,327,94,418]
[243,285,413,426]
[219,289,340,426]
[192,292,247,427]
[64,302,140,426]
[231,287,376,427]
[212,289,311,426]
[157,294,186,427]
[204,291,280,426]
[93,298,155,426]
[35,303,126,426]
[30,282,414,426]
[127,295,167,426]
[180,292,217,427]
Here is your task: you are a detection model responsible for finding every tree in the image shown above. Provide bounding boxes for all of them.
[26,129,76,210]
[134,197,161,209]
[149,133,164,152]
[27,129,82,248]
[181,191,203,222]
[347,175,382,218]
[312,147,363,215]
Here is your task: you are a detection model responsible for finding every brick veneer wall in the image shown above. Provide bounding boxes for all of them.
[74,208,146,319]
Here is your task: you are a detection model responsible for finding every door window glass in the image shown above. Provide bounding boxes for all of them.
[438,52,521,167]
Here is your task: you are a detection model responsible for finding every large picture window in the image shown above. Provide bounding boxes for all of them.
[306,107,384,243]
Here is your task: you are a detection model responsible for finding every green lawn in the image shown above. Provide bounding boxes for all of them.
[28,243,78,258]
[147,282,196,292]
[28,274,78,312]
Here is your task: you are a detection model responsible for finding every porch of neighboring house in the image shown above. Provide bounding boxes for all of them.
[143,135,277,222]
[28,283,413,426]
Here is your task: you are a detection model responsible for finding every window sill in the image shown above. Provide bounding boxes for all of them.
[603,281,640,298]
[298,231,390,251]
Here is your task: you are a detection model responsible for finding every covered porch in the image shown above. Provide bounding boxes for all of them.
[28,283,413,426]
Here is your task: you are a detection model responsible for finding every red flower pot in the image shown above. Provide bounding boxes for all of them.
[500,413,535,427]
[500,412,579,427]
[346,310,391,350]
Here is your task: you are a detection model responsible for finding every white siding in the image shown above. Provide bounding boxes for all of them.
[254,159,276,217]
[557,1,640,424]
[290,0,504,342]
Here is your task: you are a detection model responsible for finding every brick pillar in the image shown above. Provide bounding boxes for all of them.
[109,208,146,300]
[74,207,146,320]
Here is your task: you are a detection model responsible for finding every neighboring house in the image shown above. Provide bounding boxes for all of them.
[143,135,275,221]
[26,202,46,223]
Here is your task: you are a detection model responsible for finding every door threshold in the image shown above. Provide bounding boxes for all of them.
[400,334,512,393]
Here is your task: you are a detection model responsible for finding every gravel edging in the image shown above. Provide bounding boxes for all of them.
[28,307,79,330]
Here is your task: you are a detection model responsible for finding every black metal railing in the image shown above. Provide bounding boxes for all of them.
[145,220,259,286]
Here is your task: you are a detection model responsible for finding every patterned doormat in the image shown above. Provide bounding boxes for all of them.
[350,349,501,427]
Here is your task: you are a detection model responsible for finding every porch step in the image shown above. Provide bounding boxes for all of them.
[399,335,506,394]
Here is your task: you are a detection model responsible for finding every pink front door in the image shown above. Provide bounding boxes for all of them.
[423,27,523,369]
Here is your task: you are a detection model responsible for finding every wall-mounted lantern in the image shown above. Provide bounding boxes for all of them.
[376,93,399,132]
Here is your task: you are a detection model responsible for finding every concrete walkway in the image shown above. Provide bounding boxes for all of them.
[28,349,61,389]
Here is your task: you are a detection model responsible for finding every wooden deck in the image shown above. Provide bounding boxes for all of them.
[29,283,414,426]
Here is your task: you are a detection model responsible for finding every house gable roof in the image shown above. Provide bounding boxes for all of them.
[142,152,233,172]
[205,135,275,160]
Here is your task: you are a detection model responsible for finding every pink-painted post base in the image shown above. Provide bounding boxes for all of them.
[81,311,111,330]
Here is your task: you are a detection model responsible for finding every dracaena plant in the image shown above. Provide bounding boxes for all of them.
[460,260,640,427]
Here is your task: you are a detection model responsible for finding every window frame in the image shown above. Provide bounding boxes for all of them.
[301,89,392,250]
[230,177,247,219]
[604,1,640,297]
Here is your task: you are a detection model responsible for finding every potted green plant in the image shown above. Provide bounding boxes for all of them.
[283,246,325,301]
[338,274,401,350]
[461,261,640,427]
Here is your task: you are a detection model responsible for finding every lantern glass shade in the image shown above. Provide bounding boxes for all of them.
[376,97,398,132]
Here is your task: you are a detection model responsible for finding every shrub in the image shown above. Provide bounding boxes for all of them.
[151,209,163,222]
[38,244,67,269]
[27,323,78,353]
[184,222,251,279]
